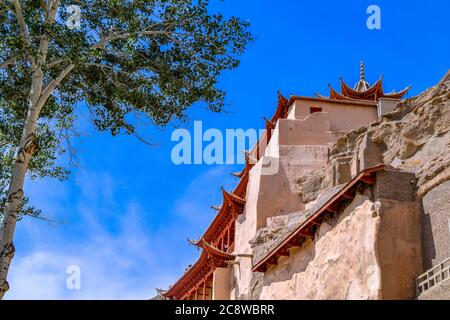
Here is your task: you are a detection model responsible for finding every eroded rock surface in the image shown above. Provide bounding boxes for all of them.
[295,78,450,203]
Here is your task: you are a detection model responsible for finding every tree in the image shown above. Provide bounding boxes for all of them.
[0,101,69,220]
[0,0,252,298]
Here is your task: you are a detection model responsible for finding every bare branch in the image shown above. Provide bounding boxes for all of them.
[46,0,59,24]
[23,211,66,226]
[0,56,16,69]
[132,131,157,147]
[63,126,79,168]
[91,30,170,50]
[10,0,37,68]
[90,19,190,50]
[38,63,75,109]
[0,0,14,14]
[35,0,60,70]
[12,0,31,45]
[46,57,69,69]
[45,0,52,14]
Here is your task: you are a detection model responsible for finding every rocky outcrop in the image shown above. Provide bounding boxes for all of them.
[295,73,450,205]
[260,195,382,300]
[334,79,449,190]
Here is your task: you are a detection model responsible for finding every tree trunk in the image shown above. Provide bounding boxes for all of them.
[0,1,63,299]
[0,111,37,299]
[0,65,43,299]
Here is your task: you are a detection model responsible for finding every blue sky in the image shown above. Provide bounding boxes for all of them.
[6,0,450,299]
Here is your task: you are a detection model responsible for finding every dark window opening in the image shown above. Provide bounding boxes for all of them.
[310,107,323,114]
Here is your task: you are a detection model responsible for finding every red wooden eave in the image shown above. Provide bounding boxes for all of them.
[202,239,236,263]
[163,91,306,299]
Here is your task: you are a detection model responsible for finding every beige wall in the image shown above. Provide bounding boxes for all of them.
[213,267,232,300]
[257,112,339,229]
[264,124,280,158]
[288,99,378,133]
[278,114,335,146]
[376,198,423,299]
[257,145,329,229]
[377,98,400,117]
[232,161,262,298]
[267,113,336,156]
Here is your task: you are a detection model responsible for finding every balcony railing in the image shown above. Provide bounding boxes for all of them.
[418,257,450,295]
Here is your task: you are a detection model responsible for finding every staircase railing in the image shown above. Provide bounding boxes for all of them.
[418,257,450,294]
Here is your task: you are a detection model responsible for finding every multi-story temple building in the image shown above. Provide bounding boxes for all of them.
[162,64,450,300]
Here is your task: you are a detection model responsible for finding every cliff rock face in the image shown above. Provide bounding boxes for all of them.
[299,77,450,203]
[260,195,382,300]
[243,72,450,300]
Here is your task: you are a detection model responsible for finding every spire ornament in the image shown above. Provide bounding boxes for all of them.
[353,61,371,92]
[360,61,365,81]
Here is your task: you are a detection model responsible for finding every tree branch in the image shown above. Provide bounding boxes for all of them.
[90,19,188,50]
[28,0,62,116]
[38,63,75,110]
[35,0,60,69]
[11,0,36,68]
[0,56,16,69]
[132,131,157,147]
[91,30,170,50]
[12,0,31,45]
[46,58,69,69]
[0,0,14,14]
[46,0,59,24]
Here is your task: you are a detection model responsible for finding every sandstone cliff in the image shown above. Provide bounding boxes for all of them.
[298,72,450,204]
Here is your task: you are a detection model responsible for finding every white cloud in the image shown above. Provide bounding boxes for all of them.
[172,165,235,224]
[6,165,235,299]
[7,200,165,299]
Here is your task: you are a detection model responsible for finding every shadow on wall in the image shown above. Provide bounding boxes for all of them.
[421,201,437,271]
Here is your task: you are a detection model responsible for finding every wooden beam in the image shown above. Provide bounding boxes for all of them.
[286,237,301,248]
[361,174,375,184]
[298,228,314,238]
[255,264,267,273]
[326,203,339,213]
[276,248,289,257]
[267,256,278,266]
[202,280,206,301]
[342,189,355,199]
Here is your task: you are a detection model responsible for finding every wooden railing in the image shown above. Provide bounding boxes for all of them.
[418,257,450,294]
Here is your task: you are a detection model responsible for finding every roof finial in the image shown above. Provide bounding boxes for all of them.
[352,61,370,91]
[360,61,365,81]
